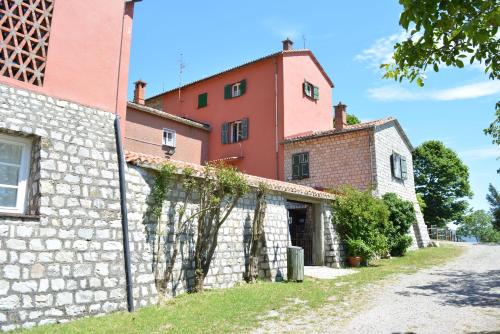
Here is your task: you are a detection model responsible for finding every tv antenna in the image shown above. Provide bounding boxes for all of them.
[178,53,186,102]
[302,35,306,49]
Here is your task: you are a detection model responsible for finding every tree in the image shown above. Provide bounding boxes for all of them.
[193,163,248,292]
[347,114,361,125]
[382,0,499,86]
[486,183,500,230]
[413,140,473,226]
[246,183,268,283]
[383,1,499,144]
[457,210,500,242]
[334,114,361,127]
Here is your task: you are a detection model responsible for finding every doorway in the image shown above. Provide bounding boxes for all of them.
[288,204,313,265]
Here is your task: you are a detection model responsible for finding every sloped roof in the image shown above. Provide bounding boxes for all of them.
[125,151,334,201]
[283,117,414,151]
[127,102,211,131]
[146,49,334,101]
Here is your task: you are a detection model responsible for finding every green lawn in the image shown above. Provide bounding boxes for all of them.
[20,245,464,334]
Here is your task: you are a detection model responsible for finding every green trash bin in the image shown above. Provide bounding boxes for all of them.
[287,246,304,282]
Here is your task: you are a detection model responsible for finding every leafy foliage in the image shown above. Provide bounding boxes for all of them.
[456,209,500,242]
[484,103,500,148]
[486,183,500,230]
[382,0,499,86]
[347,114,361,125]
[332,187,389,263]
[413,141,473,226]
[382,193,417,256]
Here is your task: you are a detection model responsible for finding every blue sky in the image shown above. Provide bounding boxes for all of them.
[128,1,499,211]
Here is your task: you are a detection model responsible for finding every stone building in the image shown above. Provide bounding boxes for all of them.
[283,103,430,248]
[0,0,140,331]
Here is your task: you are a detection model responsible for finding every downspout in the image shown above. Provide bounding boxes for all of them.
[274,57,279,180]
[113,0,137,313]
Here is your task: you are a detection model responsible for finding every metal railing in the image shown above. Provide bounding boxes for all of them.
[427,226,460,242]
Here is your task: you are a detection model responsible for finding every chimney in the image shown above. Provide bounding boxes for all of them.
[282,38,293,51]
[334,102,347,131]
[133,80,147,105]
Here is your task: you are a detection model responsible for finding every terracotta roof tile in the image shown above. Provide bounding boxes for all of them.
[125,151,334,200]
[283,117,395,143]
[146,49,333,101]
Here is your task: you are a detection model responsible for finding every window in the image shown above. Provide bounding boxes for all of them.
[224,79,247,99]
[0,134,32,213]
[221,118,249,144]
[198,93,208,108]
[303,80,319,100]
[162,129,176,147]
[292,152,309,180]
[391,152,407,180]
[0,0,55,86]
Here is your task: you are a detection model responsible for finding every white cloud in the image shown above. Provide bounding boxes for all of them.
[368,81,500,102]
[355,31,407,69]
[459,147,500,161]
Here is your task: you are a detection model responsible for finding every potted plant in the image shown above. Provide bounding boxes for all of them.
[346,238,369,267]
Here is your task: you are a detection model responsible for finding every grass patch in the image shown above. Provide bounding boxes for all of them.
[19,245,463,334]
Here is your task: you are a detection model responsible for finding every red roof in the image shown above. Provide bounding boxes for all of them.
[125,151,334,200]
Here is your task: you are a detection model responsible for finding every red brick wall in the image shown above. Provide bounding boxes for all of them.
[284,129,374,191]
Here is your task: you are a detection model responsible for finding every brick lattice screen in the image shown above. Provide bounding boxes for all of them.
[0,0,55,86]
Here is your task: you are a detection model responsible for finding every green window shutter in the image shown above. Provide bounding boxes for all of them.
[292,154,300,179]
[390,153,396,177]
[240,79,247,95]
[224,85,232,99]
[198,93,207,108]
[313,86,319,100]
[241,118,249,139]
[221,122,229,144]
[401,157,407,180]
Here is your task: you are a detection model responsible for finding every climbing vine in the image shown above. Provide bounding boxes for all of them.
[246,183,268,283]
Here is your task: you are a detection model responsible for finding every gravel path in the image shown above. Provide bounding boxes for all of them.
[252,244,500,334]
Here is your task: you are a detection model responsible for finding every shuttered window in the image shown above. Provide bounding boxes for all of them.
[221,118,249,144]
[198,93,208,108]
[292,152,309,180]
[303,80,319,100]
[391,153,407,180]
[224,79,247,99]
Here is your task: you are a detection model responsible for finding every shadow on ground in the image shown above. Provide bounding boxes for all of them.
[396,269,500,308]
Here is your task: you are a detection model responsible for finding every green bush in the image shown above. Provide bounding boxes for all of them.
[382,193,417,256]
[390,235,414,256]
[345,238,372,259]
[332,187,389,263]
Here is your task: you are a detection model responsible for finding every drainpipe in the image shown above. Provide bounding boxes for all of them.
[114,116,134,312]
[112,0,139,312]
[274,57,279,180]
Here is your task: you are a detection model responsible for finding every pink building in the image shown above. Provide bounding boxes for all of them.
[144,39,334,180]
[125,82,210,164]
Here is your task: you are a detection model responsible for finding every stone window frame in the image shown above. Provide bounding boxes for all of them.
[390,151,407,181]
[0,133,32,213]
[0,130,40,217]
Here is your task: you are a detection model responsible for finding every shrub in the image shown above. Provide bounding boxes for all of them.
[390,235,414,256]
[345,238,372,259]
[382,193,417,256]
[332,187,389,263]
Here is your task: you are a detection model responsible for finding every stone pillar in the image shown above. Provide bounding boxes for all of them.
[313,202,325,265]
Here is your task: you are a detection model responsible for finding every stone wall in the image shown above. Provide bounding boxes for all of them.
[284,130,374,191]
[0,83,342,331]
[0,84,132,331]
[126,164,308,297]
[373,122,430,248]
